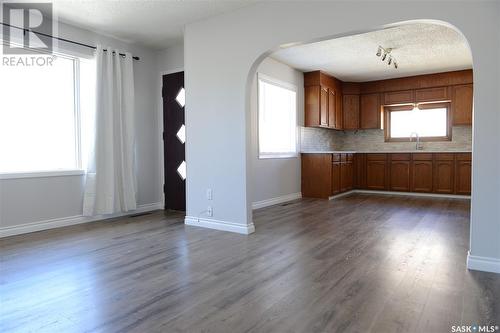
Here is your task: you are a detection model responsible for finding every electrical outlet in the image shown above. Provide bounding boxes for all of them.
[207,206,213,217]
[207,188,213,200]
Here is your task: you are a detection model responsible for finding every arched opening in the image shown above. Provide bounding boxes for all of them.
[247,20,473,245]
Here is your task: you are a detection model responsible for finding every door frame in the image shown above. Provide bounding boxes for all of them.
[158,68,184,209]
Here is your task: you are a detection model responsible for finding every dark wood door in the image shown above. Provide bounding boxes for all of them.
[455,154,472,195]
[328,89,336,129]
[452,84,473,125]
[343,94,360,130]
[340,161,353,192]
[433,159,455,194]
[389,161,410,191]
[360,93,380,129]
[366,154,387,190]
[331,161,341,195]
[162,72,186,211]
[411,160,433,193]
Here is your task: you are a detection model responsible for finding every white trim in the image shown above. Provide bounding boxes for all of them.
[0,169,85,180]
[0,202,163,238]
[252,192,302,210]
[328,190,357,200]
[185,216,255,235]
[352,189,470,199]
[467,252,500,274]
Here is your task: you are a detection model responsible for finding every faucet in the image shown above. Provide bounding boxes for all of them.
[410,132,423,150]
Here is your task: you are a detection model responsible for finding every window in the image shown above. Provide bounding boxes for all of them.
[258,74,297,158]
[384,103,451,141]
[0,52,95,174]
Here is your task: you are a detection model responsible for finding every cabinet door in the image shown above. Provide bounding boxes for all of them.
[332,162,341,195]
[320,86,329,126]
[343,94,360,130]
[383,90,414,105]
[353,153,366,189]
[433,160,455,194]
[301,154,332,198]
[328,89,336,129]
[455,154,472,195]
[411,161,433,193]
[452,84,473,125]
[340,161,353,192]
[415,87,449,103]
[366,160,387,190]
[305,86,320,127]
[390,160,410,192]
[360,93,380,129]
[335,90,343,130]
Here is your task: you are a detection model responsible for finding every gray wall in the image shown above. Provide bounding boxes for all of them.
[250,57,303,204]
[0,20,161,229]
[184,1,500,267]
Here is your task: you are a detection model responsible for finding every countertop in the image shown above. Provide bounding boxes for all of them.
[301,150,472,154]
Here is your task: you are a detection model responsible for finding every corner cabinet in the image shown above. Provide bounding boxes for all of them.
[304,71,343,129]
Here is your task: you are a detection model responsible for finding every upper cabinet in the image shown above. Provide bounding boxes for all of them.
[383,90,415,105]
[304,71,343,129]
[360,93,381,129]
[304,70,473,130]
[342,95,360,130]
[452,84,473,125]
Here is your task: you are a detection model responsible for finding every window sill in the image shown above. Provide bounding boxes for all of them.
[259,154,299,160]
[0,169,86,180]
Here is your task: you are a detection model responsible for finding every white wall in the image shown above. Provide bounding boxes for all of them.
[250,57,303,206]
[0,20,161,234]
[156,43,184,73]
[184,1,500,271]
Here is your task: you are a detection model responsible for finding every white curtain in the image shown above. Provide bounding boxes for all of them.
[83,45,137,216]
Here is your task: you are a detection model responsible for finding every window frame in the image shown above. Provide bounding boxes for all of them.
[384,102,452,142]
[0,47,84,177]
[257,73,299,159]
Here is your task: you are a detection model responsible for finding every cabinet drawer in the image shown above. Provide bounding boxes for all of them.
[367,153,387,161]
[346,153,354,162]
[332,153,341,162]
[434,153,455,161]
[412,153,433,161]
[455,153,472,161]
[384,90,414,105]
[390,153,410,161]
[415,87,449,103]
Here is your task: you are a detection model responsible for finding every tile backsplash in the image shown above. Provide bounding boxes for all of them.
[301,126,472,152]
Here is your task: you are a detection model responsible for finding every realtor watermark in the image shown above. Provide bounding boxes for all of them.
[451,325,499,332]
[1,2,55,66]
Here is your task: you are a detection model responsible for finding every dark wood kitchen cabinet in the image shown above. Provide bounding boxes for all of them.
[305,85,329,128]
[455,153,472,195]
[343,95,360,130]
[320,86,329,126]
[340,154,353,192]
[331,154,341,195]
[383,90,414,105]
[301,154,332,198]
[389,154,410,192]
[366,154,387,190]
[433,154,455,194]
[452,84,473,125]
[411,153,433,193]
[360,93,381,129]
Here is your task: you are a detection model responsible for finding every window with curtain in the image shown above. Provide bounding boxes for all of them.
[0,52,95,174]
[258,74,298,158]
[384,103,451,141]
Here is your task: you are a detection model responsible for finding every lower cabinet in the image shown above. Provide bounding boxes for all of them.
[366,154,387,190]
[389,154,410,191]
[302,152,471,198]
[455,154,472,195]
[433,154,455,194]
[411,154,433,192]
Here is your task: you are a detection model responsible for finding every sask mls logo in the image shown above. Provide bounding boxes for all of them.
[2,2,53,54]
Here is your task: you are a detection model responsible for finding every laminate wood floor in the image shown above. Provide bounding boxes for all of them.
[1,194,499,333]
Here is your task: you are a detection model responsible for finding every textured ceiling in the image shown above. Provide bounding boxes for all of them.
[271,23,473,82]
[49,0,258,50]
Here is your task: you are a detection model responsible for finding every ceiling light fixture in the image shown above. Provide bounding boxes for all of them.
[376,45,398,69]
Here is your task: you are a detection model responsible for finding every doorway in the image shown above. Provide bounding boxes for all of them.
[162,71,186,211]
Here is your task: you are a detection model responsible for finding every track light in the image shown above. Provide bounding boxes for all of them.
[376,45,398,69]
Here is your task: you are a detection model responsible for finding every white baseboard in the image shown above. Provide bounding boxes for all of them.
[0,202,163,238]
[467,252,500,274]
[185,216,255,235]
[351,190,470,199]
[252,192,302,210]
[329,190,356,200]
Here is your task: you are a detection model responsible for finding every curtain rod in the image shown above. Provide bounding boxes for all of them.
[1,22,140,60]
